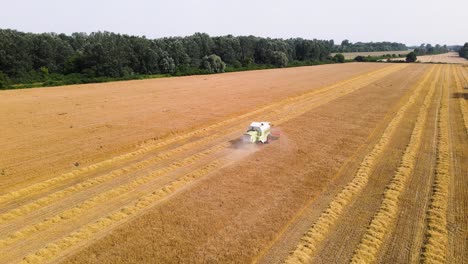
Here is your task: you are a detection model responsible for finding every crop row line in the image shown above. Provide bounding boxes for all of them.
[419,65,452,263]
[350,65,442,263]
[20,159,225,264]
[0,142,228,248]
[0,130,227,224]
[284,65,436,263]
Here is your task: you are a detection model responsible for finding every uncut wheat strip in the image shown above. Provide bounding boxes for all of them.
[350,65,442,264]
[0,132,226,224]
[420,66,451,264]
[20,159,225,264]
[0,142,228,248]
[284,65,436,264]
[255,64,402,111]
[272,65,405,106]
[453,66,468,133]
[273,65,408,126]
[0,65,400,205]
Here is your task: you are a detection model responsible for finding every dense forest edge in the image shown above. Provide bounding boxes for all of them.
[459,43,468,59]
[0,29,461,89]
[0,29,407,89]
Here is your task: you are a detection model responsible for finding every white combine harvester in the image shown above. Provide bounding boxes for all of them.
[243,122,272,143]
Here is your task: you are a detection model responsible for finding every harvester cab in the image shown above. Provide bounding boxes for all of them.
[244,122,271,143]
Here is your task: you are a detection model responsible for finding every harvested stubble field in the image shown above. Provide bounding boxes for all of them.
[0,62,466,264]
[390,52,468,64]
[417,52,468,64]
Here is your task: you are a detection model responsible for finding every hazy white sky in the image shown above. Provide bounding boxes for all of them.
[1,0,467,45]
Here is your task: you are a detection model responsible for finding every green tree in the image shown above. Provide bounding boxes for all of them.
[159,53,176,74]
[333,53,345,63]
[128,37,159,74]
[200,54,226,73]
[406,52,417,62]
[39,66,49,80]
[270,51,288,67]
[238,36,257,65]
[166,39,190,69]
[354,55,366,62]
[212,35,241,65]
[0,71,11,88]
[80,32,134,77]
[459,43,468,59]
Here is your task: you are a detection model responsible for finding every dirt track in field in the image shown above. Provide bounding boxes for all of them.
[0,63,466,263]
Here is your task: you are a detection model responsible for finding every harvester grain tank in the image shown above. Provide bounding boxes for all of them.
[244,122,272,143]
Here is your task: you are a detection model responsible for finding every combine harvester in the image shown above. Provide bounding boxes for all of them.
[243,122,279,143]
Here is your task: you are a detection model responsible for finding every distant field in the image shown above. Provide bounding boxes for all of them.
[389,52,468,64]
[332,50,411,59]
[417,52,468,64]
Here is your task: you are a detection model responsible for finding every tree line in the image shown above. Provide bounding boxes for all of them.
[332,40,408,53]
[459,43,468,59]
[0,29,341,88]
[413,43,449,56]
[0,29,417,89]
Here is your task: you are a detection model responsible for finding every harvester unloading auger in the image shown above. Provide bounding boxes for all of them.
[243,122,279,143]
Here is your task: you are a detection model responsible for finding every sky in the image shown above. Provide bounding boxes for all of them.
[1,0,467,46]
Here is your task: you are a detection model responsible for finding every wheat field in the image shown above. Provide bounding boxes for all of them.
[0,62,466,263]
